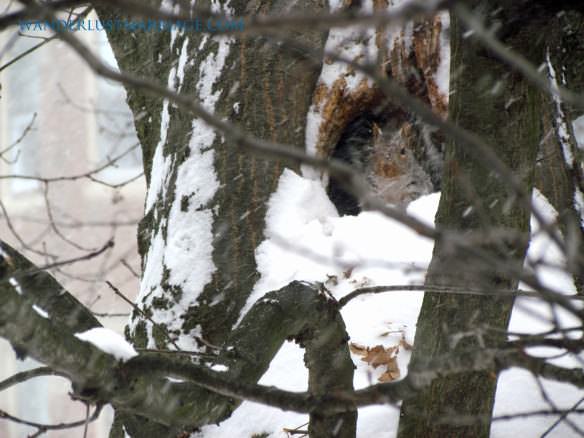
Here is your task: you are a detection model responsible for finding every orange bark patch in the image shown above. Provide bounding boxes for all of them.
[312,77,381,159]
[413,15,448,118]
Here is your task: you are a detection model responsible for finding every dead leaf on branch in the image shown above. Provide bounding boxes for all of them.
[349,342,369,356]
[349,342,401,382]
[362,345,398,368]
[379,357,400,382]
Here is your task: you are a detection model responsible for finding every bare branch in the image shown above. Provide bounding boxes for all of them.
[0,404,102,435]
[0,367,66,392]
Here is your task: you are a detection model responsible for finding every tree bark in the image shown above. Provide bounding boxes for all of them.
[96,1,358,436]
[398,2,543,436]
[535,9,584,294]
[100,0,326,355]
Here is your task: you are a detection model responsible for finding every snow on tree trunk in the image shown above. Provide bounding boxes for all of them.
[98,0,344,436]
[535,10,584,294]
[101,0,327,352]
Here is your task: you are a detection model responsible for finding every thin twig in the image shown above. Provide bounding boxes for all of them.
[0,404,102,434]
[541,396,584,438]
[0,367,66,392]
[454,3,584,110]
[338,284,584,307]
[8,239,114,277]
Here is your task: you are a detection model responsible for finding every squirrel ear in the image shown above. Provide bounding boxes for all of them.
[372,122,382,138]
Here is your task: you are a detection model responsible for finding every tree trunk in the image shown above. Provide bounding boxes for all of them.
[398,2,544,436]
[98,0,327,352]
[535,9,584,294]
[96,1,356,437]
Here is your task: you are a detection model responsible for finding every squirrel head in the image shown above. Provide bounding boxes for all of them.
[367,122,433,206]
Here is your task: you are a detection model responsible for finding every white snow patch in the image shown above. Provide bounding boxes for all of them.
[264,169,339,240]
[237,170,339,321]
[210,0,225,14]
[75,328,138,361]
[435,11,450,99]
[166,376,185,383]
[176,38,190,91]
[520,189,576,294]
[302,108,324,179]
[223,185,438,437]
[144,101,171,212]
[165,204,215,298]
[210,364,229,372]
[32,304,49,319]
[195,36,233,109]
[492,189,583,436]
[159,0,175,12]
[150,30,232,350]
[166,1,182,49]
[9,277,22,295]
[192,342,309,438]
[546,51,574,168]
[492,368,584,438]
[137,14,234,350]
[575,190,584,227]
[572,114,584,150]
[328,0,344,12]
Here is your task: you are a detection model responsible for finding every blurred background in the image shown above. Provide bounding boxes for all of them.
[0,7,144,436]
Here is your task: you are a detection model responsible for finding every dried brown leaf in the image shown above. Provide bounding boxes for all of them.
[362,345,397,368]
[349,342,368,356]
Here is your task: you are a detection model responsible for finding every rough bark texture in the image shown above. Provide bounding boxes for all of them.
[99,0,326,351]
[184,0,327,346]
[303,297,357,438]
[95,1,357,437]
[398,2,543,436]
[0,241,101,333]
[534,10,584,294]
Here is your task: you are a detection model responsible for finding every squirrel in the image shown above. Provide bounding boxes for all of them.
[327,112,435,215]
[369,121,434,206]
[305,2,448,215]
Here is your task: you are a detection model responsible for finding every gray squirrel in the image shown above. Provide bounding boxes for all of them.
[327,114,437,215]
[368,121,434,206]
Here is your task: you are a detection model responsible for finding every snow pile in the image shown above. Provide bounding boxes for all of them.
[75,328,138,362]
[196,171,583,437]
[199,170,434,437]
